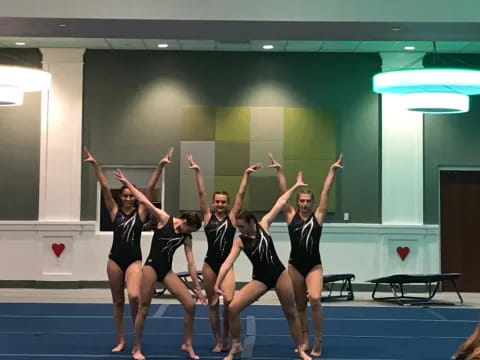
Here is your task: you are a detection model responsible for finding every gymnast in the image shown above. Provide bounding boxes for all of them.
[113,165,206,360]
[187,154,261,352]
[83,146,172,352]
[269,153,343,356]
[213,171,312,360]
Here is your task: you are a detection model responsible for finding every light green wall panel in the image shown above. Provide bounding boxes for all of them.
[249,141,283,176]
[284,159,336,211]
[215,141,250,176]
[249,107,284,141]
[284,108,335,160]
[215,176,249,209]
[247,176,278,211]
[215,107,250,142]
[179,141,215,176]
[181,106,216,140]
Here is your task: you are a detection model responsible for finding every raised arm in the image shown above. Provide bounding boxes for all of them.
[229,162,262,224]
[315,154,343,225]
[113,169,170,227]
[260,172,307,231]
[187,155,210,223]
[268,153,295,223]
[212,237,243,305]
[146,147,173,199]
[83,146,118,221]
[183,236,207,305]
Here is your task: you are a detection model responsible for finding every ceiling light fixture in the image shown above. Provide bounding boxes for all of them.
[0,65,51,106]
[15,42,26,46]
[263,44,274,50]
[372,42,480,114]
[404,46,415,51]
[157,43,169,48]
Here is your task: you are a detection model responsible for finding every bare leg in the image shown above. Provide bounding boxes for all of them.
[125,261,142,327]
[275,271,312,360]
[306,265,324,357]
[132,266,157,360]
[288,265,309,351]
[221,268,235,351]
[202,263,222,352]
[223,281,267,360]
[107,259,126,352]
[163,272,199,360]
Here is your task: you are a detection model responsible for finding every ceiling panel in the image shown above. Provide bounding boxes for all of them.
[106,38,145,49]
[143,39,181,50]
[178,40,215,51]
[320,41,360,52]
[285,40,322,52]
[250,40,287,52]
[215,41,251,51]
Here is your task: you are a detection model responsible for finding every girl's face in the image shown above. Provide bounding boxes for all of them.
[120,188,136,207]
[212,194,229,213]
[236,218,255,236]
[297,193,313,214]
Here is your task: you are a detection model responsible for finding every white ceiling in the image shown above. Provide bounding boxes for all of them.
[3,38,480,53]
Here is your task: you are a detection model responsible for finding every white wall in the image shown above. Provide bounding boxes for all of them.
[0,221,439,284]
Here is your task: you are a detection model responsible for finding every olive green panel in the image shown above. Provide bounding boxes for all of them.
[214,176,249,209]
[284,108,335,160]
[215,141,250,176]
[247,176,279,211]
[215,107,250,142]
[284,159,336,212]
[180,106,216,140]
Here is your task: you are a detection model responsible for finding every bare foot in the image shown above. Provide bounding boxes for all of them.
[181,343,200,359]
[112,340,126,352]
[310,342,322,357]
[298,349,312,360]
[223,343,243,360]
[212,343,223,353]
[294,343,308,353]
[132,348,146,360]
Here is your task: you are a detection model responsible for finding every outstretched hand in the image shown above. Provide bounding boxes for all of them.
[187,154,200,171]
[331,154,344,170]
[159,147,174,166]
[268,153,282,170]
[246,162,262,175]
[294,171,308,188]
[113,168,128,184]
[83,146,97,165]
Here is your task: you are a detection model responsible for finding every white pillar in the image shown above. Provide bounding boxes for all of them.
[39,48,85,221]
[381,52,424,225]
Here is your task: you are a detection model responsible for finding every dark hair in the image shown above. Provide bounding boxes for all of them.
[212,191,230,203]
[454,323,480,359]
[118,185,138,208]
[235,209,257,224]
[296,189,315,203]
[179,211,202,231]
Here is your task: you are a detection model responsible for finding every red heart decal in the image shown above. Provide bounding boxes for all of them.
[51,243,65,258]
[396,246,410,261]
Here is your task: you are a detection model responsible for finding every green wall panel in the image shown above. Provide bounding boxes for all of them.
[284,108,335,160]
[180,106,216,140]
[215,107,250,142]
[215,141,250,176]
[247,176,278,211]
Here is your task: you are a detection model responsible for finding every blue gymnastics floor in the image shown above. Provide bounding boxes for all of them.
[0,302,477,359]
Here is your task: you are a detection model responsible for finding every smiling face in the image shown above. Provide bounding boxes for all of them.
[119,187,136,208]
[212,193,229,214]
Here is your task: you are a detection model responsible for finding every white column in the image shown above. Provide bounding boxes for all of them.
[39,48,85,221]
[381,52,424,225]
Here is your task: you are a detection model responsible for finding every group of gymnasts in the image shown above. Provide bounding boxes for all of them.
[84,146,343,360]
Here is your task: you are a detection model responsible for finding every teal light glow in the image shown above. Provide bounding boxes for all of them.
[403,92,469,114]
[373,68,480,95]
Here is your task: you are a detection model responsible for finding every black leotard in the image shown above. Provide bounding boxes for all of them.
[204,214,236,274]
[288,212,323,277]
[240,224,285,289]
[108,208,143,272]
[145,216,188,282]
